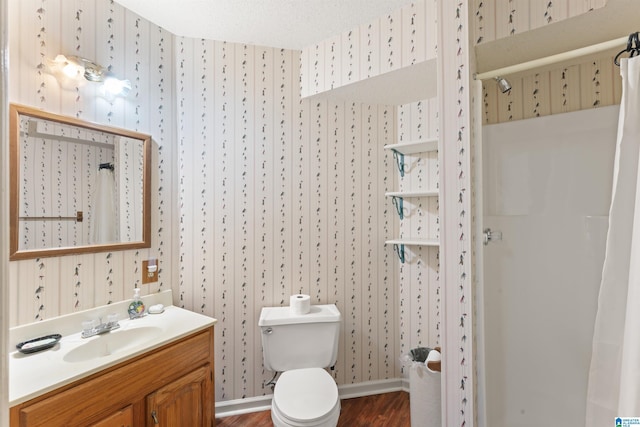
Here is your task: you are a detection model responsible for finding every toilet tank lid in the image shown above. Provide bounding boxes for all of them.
[258,304,341,326]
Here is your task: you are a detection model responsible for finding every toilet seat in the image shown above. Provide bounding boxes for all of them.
[272,368,340,427]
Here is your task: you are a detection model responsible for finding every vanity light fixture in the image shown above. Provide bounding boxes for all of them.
[101,74,132,99]
[47,54,131,98]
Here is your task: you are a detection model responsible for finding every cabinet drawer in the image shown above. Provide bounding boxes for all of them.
[88,405,133,427]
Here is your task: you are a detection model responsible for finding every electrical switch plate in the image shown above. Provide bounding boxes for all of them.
[142,260,158,284]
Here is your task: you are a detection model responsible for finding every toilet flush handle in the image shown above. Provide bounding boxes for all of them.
[263,327,273,335]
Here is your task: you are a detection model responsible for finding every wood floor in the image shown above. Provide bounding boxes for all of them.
[215,391,410,427]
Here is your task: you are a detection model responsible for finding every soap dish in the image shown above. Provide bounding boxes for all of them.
[16,334,62,354]
[148,304,165,314]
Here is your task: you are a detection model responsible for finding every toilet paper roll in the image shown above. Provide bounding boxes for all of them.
[290,294,311,315]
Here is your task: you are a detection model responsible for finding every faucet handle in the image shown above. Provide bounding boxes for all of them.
[82,319,97,334]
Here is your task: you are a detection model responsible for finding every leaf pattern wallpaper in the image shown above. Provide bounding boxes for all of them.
[175,35,444,399]
[8,0,441,403]
[472,0,622,124]
[18,119,118,250]
[9,0,175,325]
[6,0,626,424]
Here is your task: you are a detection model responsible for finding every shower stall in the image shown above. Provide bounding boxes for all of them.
[477,105,619,426]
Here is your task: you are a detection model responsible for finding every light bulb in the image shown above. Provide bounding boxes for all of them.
[62,62,80,78]
[102,76,131,98]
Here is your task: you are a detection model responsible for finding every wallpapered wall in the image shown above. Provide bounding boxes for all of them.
[8,0,441,404]
[17,119,115,249]
[175,35,441,400]
[9,0,615,419]
[471,0,623,124]
[8,0,176,325]
[481,53,623,124]
[300,0,437,97]
[17,118,145,250]
[472,0,607,44]
[483,56,622,124]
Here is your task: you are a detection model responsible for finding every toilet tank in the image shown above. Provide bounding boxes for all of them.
[259,304,341,372]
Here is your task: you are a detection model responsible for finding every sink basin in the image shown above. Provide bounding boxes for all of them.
[63,326,163,363]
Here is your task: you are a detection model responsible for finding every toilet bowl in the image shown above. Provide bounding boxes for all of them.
[271,368,340,427]
[258,304,342,427]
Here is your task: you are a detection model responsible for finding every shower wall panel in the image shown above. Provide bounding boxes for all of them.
[481,105,618,426]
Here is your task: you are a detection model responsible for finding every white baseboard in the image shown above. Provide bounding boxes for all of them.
[338,378,406,399]
[215,395,273,418]
[215,378,408,418]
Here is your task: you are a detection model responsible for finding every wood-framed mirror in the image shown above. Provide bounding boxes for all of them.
[9,103,151,260]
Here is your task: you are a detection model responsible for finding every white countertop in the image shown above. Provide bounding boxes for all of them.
[9,290,216,406]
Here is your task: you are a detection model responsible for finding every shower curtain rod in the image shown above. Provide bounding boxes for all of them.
[474,35,628,81]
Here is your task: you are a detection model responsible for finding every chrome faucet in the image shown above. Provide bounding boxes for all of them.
[81,315,120,339]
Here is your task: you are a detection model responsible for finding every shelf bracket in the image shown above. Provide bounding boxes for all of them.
[391,196,404,220]
[392,149,406,177]
[393,243,406,264]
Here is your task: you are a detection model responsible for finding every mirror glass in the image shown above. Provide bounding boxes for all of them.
[9,104,151,260]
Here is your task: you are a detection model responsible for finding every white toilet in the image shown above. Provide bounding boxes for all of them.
[259,304,342,427]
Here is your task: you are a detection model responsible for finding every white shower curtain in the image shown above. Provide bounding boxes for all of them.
[90,168,117,244]
[586,56,640,425]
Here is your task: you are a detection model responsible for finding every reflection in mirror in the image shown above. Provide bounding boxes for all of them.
[10,104,151,260]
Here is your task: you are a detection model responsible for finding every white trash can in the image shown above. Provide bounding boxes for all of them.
[404,348,442,427]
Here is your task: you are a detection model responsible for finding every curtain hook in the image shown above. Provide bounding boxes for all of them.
[615,32,640,66]
[632,32,640,56]
[626,33,635,52]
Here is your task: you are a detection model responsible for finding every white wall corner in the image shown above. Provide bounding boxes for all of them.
[437,0,476,426]
[1,0,9,422]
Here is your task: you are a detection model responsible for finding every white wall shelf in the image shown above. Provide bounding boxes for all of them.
[385,190,439,198]
[304,59,437,106]
[385,238,440,247]
[383,138,438,155]
[387,238,440,263]
[385,135,440,258]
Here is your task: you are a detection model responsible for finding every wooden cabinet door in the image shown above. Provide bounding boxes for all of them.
[146,365,212,427]
[89,405,133,427]
[10,329,214,427]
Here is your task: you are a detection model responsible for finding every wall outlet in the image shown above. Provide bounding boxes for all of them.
[142,259,158,284]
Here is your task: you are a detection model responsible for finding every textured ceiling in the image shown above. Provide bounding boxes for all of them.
[114,0,416,50]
